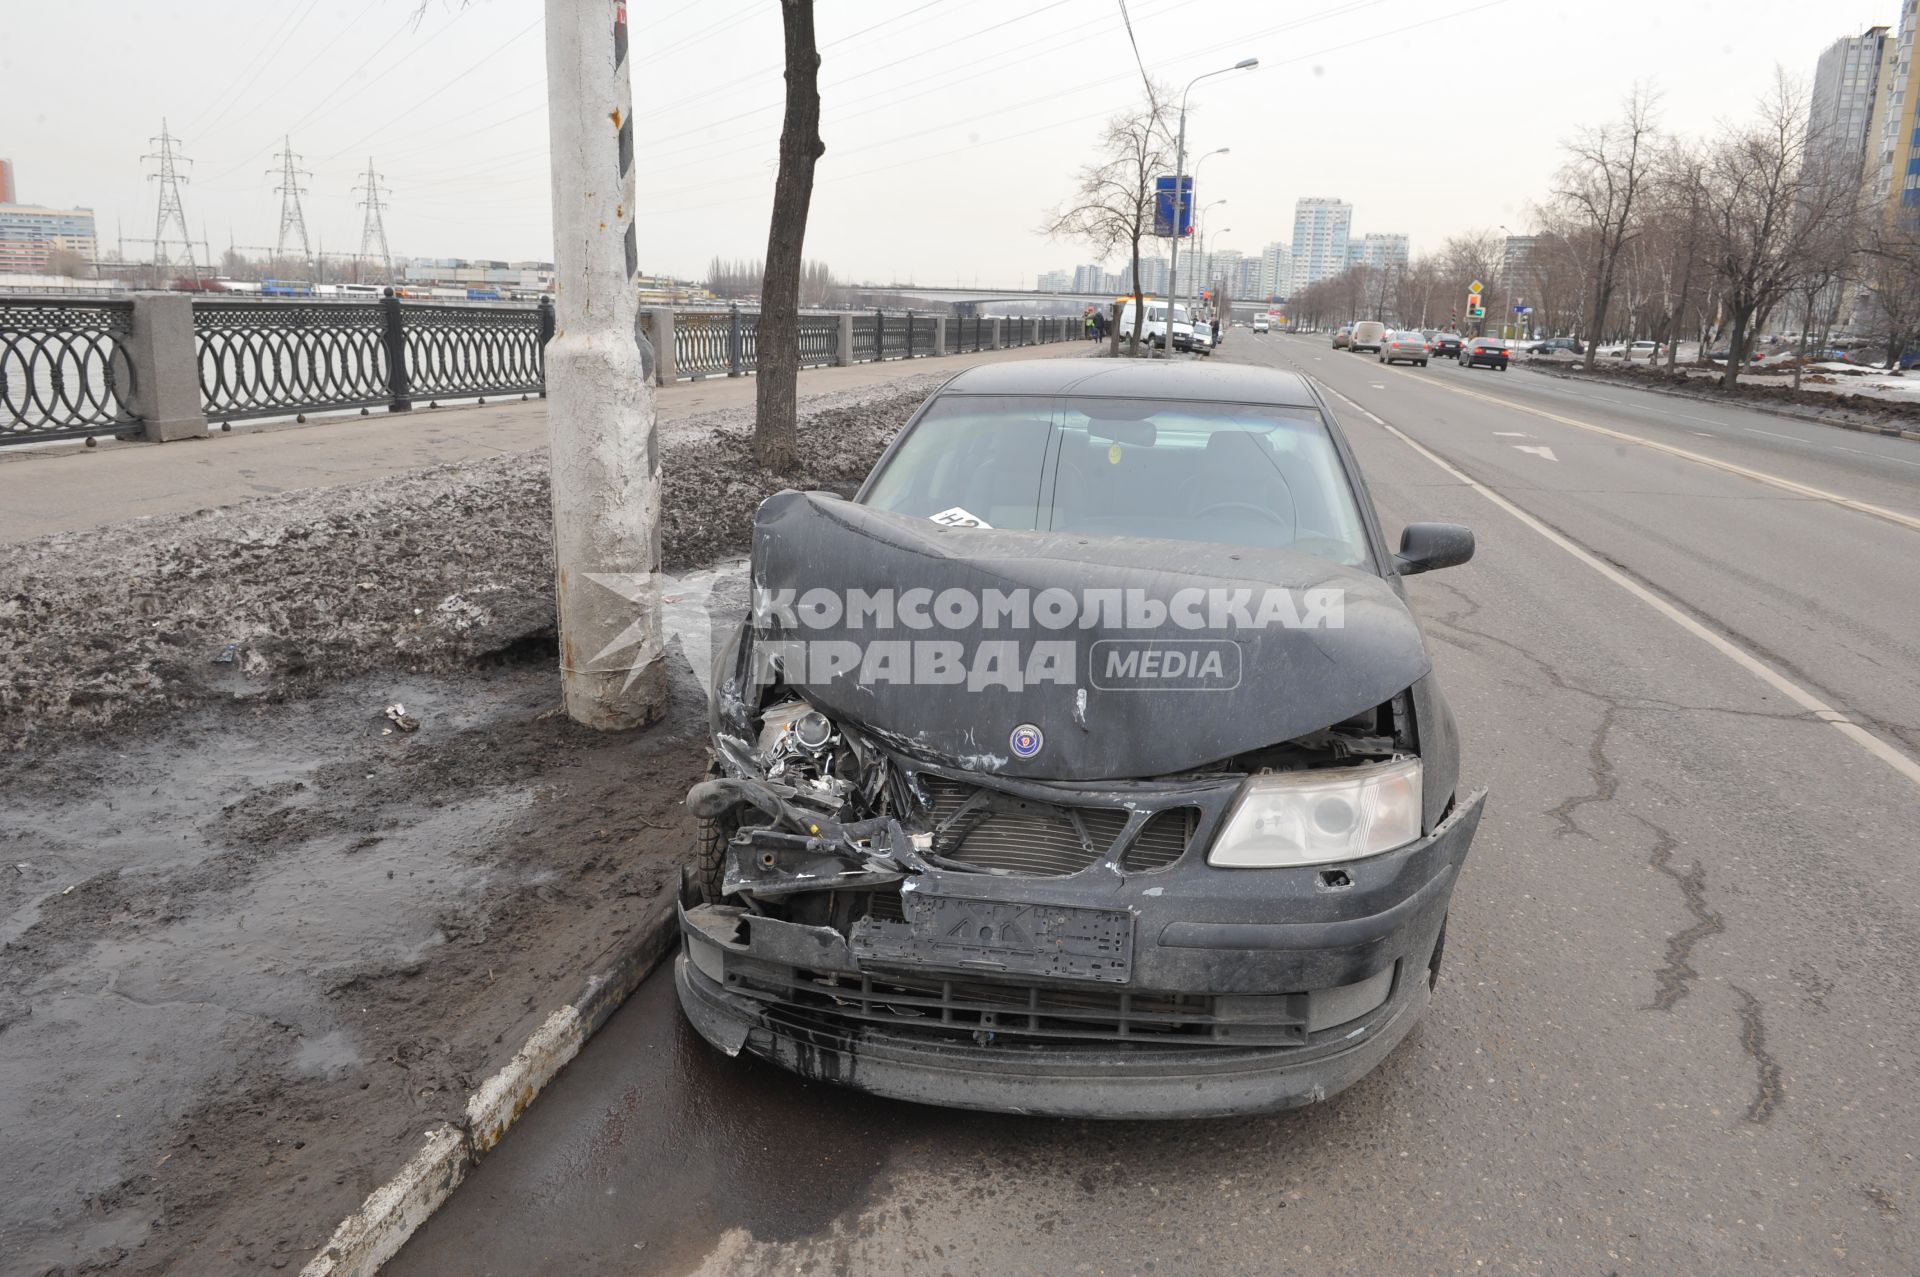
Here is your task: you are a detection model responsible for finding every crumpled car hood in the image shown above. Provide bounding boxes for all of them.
[745,491,1431,781]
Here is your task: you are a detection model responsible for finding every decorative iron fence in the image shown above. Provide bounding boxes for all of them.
[0,299,140,444]
[676,310,738,377]
[401,303,545,401]
[195,300,390,421]
[3,293,1097,447]
[797,316,838,367]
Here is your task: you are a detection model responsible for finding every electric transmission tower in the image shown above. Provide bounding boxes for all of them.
[143,120,199,281]
[269,136,313,272]
[354,159,394,283]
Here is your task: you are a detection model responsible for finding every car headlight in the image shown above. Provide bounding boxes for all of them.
[1207,758,1423,868]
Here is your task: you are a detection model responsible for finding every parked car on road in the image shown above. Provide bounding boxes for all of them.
[1430,332,1464,359]
[1460,337,1512,371]
[1332,325,1353,349]
[1378,331,1431,367]
[1349,321,1388,354]
[677,358,1484,1118]
[1119,300,1195,352]
[1525,337,1584,357]
[1191,323,1215,356]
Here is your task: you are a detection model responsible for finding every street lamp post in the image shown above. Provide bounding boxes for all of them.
[1193,200,1227,316]
[1167,58,1257,345]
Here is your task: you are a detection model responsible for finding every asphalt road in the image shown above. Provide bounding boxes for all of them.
[389,335,1920,1276]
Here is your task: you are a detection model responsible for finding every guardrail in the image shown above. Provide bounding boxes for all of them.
[1,292,1095,446]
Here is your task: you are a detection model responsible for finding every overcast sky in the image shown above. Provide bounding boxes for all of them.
[3,0,1894,284]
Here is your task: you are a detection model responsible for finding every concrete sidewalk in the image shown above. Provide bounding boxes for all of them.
[0,342,1088,543]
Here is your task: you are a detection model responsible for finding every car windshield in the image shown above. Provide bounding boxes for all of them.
[862,394,1374,568]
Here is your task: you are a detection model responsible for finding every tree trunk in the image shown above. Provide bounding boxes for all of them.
[1128,233,1142,358]
[754,0,824,472]
[1582,272,1613,371]
[1723,308,1750,389]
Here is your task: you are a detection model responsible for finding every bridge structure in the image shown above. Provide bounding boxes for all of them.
[855,284,1282,321]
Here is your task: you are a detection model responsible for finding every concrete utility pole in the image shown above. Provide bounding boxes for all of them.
[544,0,665,729]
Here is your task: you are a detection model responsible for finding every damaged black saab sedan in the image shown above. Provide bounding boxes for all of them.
[676,360,1484,1118]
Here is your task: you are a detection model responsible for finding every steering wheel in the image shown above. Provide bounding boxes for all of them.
[1195,501,1288,525]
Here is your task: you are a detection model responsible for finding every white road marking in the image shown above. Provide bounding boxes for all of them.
[1745,427,1801,441]
[1514,445,1558,460]
[1343,394,1920,790]
[1691,431,1714,437]
[1492,431,1531,437]
[1836,445,1920,468]
[1344,393,1920,787]
[1378,370,1920,534]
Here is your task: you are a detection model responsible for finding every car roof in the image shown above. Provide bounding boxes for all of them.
[937,358,1322,407]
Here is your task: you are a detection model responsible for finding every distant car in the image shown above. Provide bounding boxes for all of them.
[1190,323,1214,356]
[1333,325,1353,349]
[1526,337,1585,357]
[1460,337,1511,371]
[1600,340,1665,361]
[1378,331,1431,367]
[1253,315,1271,333]
[1708,348,1764,364]
[1430,332,1464,360]
[1349,321,1388,353]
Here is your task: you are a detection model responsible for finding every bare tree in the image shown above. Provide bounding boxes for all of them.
[1554,87,1661,369]
[754,0,824,471]
[42,247,89,277]
[1860,218,1920,372]
[1699,72,1849,388]
[1044,87,1173,358]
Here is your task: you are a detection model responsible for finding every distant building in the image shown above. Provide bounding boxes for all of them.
[1257,241,1292,301]
[1289,197,1352,296]
[1036,269,1072,291]
[0,201,98,274]
[1130,254,1170,296]
[1862,0,1920,226]
[1809,24,1891,182]
[1071,263,1108,293]
[1349,232,1410,272]
[1207,248,1245,297]
[0,159,15,205]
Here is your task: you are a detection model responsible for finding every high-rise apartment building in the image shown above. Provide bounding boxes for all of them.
[1257,241,1291,301]
[0,159,15,206]
[1810,25,1891,177]
[1288,197,1352,296]
[1863,0,1920,225]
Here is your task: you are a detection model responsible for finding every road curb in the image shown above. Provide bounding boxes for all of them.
[1520,363,1920,442]
[298,897,681,1277]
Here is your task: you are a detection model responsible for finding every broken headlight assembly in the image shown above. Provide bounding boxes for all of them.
[1207,757,1423,868]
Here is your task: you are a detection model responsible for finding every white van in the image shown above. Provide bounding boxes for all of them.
[1252,315,1271,333]
[1118,299,1195,351]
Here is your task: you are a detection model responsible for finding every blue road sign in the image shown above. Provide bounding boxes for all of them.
[1153,175,1194,238]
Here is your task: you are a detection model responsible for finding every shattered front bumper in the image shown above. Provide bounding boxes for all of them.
[674,789,1485,1119]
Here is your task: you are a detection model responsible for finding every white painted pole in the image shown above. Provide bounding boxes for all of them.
[544,0,664,729]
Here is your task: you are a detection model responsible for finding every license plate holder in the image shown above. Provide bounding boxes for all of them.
[851,894,1135,983]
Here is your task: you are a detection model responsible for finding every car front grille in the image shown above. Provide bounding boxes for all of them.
[920,776,1198,876]
[742,967,1311,1047]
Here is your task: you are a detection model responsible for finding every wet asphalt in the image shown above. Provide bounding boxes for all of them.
[388,334,1920,1276]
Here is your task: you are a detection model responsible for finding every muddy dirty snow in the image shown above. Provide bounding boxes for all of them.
[1,377,937,745]
[0,376,924,1274]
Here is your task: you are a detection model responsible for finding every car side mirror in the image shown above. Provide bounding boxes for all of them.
[1394,522,1475,576]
